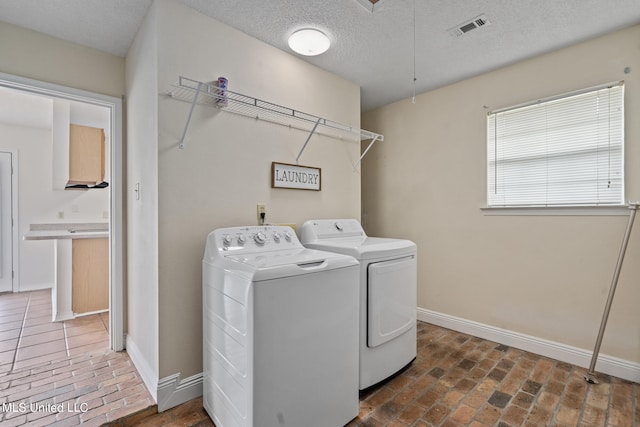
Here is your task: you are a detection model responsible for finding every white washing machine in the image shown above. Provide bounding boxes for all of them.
[300,219,417,390]
[203,225,360,427]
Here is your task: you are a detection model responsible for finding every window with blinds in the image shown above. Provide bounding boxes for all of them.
[487,83,624,207]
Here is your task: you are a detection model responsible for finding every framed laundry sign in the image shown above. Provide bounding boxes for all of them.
[272,162,321,191]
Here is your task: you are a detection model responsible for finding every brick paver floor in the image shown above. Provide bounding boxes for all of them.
[0,290,154,426]
[128,321,639,427]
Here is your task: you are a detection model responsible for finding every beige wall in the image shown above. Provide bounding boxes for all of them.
[125,0,160,399]
[126,0,362,396]
[155,0,361,380]
[0,21,125,97]
[362,25,640,366]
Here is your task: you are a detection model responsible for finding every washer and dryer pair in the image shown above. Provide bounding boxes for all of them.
[202,220,416,427]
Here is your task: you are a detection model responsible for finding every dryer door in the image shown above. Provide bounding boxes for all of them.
[367,255,417,348]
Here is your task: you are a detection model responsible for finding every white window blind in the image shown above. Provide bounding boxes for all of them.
[487,83,624,207]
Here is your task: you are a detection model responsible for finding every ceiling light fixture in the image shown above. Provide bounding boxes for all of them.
[288,29,330,56]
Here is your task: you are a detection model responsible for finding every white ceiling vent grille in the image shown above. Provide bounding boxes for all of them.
[354,0,387,13]
[448,14,491,37]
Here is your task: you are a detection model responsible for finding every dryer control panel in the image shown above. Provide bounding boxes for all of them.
[300,219,366,243]
[210,225,301,253]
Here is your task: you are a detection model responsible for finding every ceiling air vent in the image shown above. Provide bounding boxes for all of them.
[448,14,490,37]
[354,0,387,13]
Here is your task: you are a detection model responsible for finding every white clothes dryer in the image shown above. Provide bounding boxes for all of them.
[203,225,360,427]
[300,219,417,390]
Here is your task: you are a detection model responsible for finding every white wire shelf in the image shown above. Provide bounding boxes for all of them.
[166,76,383,168]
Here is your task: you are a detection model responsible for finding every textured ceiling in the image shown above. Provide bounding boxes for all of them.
[0,0,153,58]
[0,0,639,111]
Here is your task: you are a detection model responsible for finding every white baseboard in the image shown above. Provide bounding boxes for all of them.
[157,372,203,412]
[125,335,158,402]
[53,310,74,322]
[417,307,640,383]
[124,337,203,411]
[18,283,53,292]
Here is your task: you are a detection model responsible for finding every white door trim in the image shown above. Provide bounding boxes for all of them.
[0,150,19,293]
[0,72,125,352]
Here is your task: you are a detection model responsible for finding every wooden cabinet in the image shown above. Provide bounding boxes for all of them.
[72,238,109,314]
[68,124,105,186]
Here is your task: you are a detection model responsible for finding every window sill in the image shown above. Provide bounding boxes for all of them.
[481,205,630,216]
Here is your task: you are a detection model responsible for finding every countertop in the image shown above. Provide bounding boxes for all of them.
[23,222,109,240]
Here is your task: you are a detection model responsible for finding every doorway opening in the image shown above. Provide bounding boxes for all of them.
[0,72,123,355]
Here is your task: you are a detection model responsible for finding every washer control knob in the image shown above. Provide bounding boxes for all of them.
[335,222,344,231]
[237,234,246,245]
[273,232,281,242]
[223,234,233,246]
[283,231,292,242]
[254,232,266,245]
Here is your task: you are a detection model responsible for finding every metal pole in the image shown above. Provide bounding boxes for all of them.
[584,201,639,384]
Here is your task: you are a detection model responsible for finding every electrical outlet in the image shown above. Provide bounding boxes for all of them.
[58,211,64,219]
[257,203,266,224]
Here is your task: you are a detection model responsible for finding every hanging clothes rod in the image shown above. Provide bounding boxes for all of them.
[168,76,384,152]
[584,201,639,384]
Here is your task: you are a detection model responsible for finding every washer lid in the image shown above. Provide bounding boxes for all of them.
[304,237,416,260]
[226,248,358,281]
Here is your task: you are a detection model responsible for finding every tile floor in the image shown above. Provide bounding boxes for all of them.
[0,289,154,426]
[130,321,638,427]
